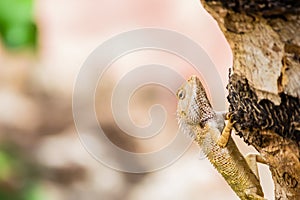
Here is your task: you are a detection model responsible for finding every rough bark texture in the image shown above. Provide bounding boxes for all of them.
[200,1,300,199]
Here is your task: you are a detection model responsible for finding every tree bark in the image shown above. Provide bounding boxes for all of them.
[200,1,300,199]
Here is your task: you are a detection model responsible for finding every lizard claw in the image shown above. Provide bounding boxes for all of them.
[225,112,233,121]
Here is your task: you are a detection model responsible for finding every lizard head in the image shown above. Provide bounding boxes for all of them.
[176,75,215,129]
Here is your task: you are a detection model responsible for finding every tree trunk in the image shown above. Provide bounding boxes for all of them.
[200,1,300,199]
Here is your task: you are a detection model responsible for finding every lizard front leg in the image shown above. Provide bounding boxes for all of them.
[217,112,234,147]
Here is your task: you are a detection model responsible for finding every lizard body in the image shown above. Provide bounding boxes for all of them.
[176,75,264,200]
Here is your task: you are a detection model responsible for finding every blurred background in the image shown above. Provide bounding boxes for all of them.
[0,0,274,199]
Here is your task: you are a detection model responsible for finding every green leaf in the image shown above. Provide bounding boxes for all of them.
[0,0,38,49]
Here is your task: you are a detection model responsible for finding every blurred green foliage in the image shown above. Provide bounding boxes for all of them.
[0,0,38,49]
[0,146,46,200]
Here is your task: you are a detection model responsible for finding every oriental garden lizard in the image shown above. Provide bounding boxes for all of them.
[176,75,266,200]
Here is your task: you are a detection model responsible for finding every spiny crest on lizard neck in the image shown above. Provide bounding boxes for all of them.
[176,75,216,134]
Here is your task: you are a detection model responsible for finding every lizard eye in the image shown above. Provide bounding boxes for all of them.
[177,89,185,100]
